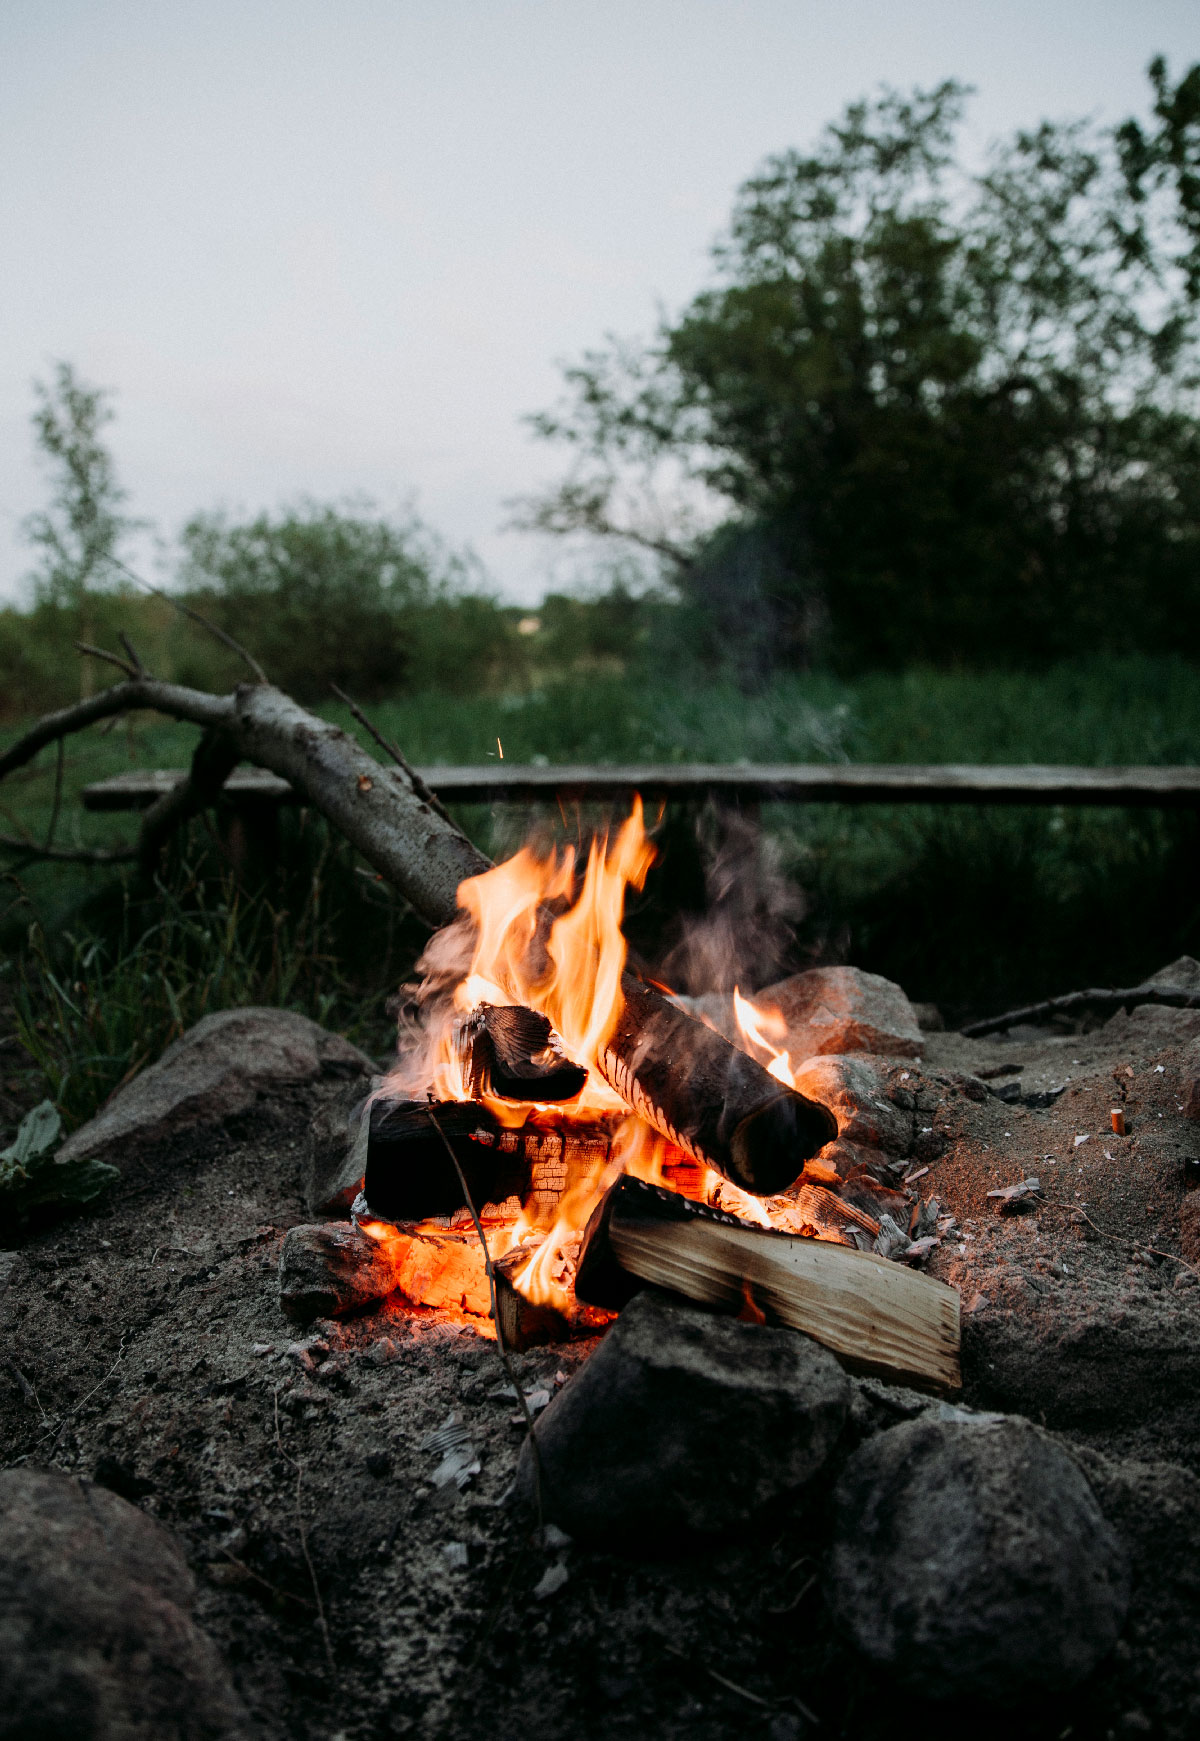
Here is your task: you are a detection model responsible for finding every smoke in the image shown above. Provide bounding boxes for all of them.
[658,804,807,996]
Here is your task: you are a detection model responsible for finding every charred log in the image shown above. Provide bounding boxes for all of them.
[456,1004,587,1103]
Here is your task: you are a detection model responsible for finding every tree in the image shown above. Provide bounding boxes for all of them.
[22,362,142,695]
[521,64,1200,670]
[178,502,491,701]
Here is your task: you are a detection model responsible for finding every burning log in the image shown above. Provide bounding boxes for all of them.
[362,1099,613,1222]
[598,977,838,1194]
[456,1003,587,1102]
[575,1176,961,1392]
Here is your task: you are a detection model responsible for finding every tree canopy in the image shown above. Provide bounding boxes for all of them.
[522,62,1200,669]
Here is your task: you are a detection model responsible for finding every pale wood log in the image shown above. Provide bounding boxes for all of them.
[576,1177,961,1393]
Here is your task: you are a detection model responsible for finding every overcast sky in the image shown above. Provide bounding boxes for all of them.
[2,0,1197,608]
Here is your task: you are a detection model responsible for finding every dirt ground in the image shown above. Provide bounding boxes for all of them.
[3,1003,1200,1741]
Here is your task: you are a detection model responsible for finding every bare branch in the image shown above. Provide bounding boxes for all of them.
[100,552,269,685]
[75,641,139,679]
[962,981,1200,1037]
[137,727,242,873]
[0,682,232,784]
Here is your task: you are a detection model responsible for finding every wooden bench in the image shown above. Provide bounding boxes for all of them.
[82,763,1200,811]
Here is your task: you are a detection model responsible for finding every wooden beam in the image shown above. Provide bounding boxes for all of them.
[83,760,1200,813]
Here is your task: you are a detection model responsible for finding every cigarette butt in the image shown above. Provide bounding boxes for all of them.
[1111,1108,1126,1136]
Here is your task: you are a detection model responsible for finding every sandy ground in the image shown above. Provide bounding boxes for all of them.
[2,1004,1200,1740]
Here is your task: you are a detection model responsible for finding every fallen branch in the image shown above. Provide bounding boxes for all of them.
[962,982,1200,1038]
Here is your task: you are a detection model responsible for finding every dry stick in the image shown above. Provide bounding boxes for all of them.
[272,1389,336,1678]
[962,982,1200,1038]
[38,1335,127,1455]
[117,630,148,677]
[100,552,269,685]
[329,683,456,827]
[1047,1199,1200,1278]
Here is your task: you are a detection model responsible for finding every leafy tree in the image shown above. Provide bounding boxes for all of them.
[178,502,493,700]
[522,64,1200,669]
[22,362,142,691]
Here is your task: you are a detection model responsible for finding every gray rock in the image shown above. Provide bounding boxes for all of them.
[302,1078,376,1216]
[1144,954,1200,990]
[0,1465,247,1739]
[754,966,923,1060]
[278,1220,397,1323]
[515,1290,850,1550]
[791,1054,913,1154]
[829,1413,1129,1703]
[57,1006,374,1171]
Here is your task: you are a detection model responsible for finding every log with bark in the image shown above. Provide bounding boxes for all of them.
[2,671,837,1197]
[575,1175,962,1393]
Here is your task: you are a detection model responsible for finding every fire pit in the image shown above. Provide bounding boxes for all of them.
[286,800,961,1390]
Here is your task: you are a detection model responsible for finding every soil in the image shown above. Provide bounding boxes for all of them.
[2,1006,1200,1741]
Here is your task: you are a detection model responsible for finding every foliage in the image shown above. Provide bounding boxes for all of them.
[523,63,1200,671]
[22,361,142,612]
[0,1099,117,1227]
[177,501,499,701]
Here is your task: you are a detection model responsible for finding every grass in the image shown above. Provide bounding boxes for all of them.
[2,652,1200,1158]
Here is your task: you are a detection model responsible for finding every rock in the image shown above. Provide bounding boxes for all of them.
[0,1465,247,1739]
[302,1078,377,1216]
[791,1054,912,1154]
[1144,955,1200,991]
[753,966,923,1060]
[1180,1195,1200,1264]
[278,1220,398,1323]
[56,1007,374,1172]
[515,1289,850,1550]
[829,1413,1129,1703]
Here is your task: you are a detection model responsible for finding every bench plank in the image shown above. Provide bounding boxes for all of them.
[81,762,1200,811]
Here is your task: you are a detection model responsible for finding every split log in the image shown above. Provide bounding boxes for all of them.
[278,1221,398,1324]
[575,1176,961,1393]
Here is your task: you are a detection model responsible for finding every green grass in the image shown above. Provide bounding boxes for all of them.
[3,653,1200,1162]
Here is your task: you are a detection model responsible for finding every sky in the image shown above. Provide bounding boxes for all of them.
[2,0,1197,608]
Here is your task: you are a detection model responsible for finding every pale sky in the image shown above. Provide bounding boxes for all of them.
[2,0,1196,607]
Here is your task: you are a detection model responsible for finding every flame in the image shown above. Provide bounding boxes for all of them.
[733,987,795,1086]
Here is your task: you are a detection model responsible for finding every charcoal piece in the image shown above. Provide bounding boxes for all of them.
[364,1099,528,1223]
[457,1003,587,1103]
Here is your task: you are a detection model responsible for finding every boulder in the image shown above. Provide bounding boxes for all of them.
[515,1289,850,1550]
[56,1007,374,1171]
[791,1054,913,1154]
[0,1465,247,1739]
[828,1412,1129,1703]
[302,1079,376,1216]
[754,966,923,1060]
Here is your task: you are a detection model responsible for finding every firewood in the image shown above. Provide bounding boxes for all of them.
[575,1176,961,1393]
[598,977,838,1194]
[278,1222,398,1324]
[456,1003,587,1102]
[363,1100,613,1223]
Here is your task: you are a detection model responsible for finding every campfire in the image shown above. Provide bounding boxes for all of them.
[309,799,960,1391]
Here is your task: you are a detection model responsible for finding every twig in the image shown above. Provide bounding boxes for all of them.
[962,982,1200,1038]
[0,682,232,783]
[329,684,456,826]
[664,1643,819,1724]
[101,552,269,685]
[1048,1200,1200,1277]
[117,630,148,677]
[273,1389,336,1678]
[76,640,139,679]
[39,1336,127,1454]
[44,738,65,851]
[217,1548,316,1610]
[2,1358,44,1416]
[421,1104,542,1514]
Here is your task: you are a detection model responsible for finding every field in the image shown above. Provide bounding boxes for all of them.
[3,653,1199,1138]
